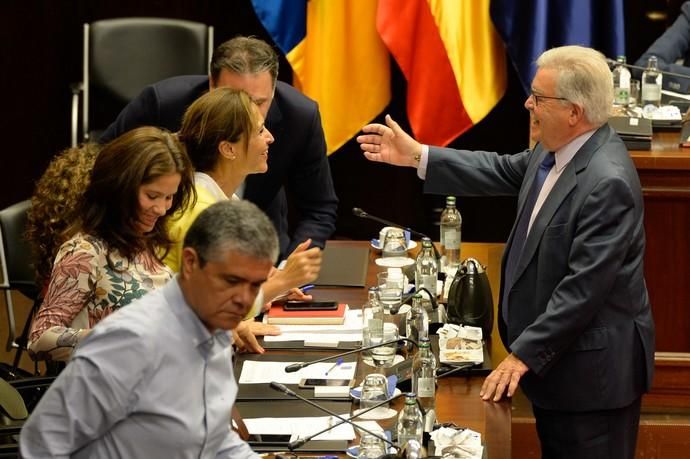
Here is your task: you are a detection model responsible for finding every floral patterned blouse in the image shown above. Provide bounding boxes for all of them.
[28,233,173,361]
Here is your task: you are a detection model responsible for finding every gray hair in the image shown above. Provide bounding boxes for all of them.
[537,45,612,126]
[210,36,279,87]
[183,200,279,265]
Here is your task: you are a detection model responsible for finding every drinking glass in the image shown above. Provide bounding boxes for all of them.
[369,322,399,368]
[377,271,403,314]
[629,79,640,108]
[382,227,407,258]
[360,373,389,409]
[358,433,387,459]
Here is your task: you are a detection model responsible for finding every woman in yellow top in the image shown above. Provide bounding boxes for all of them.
[167,88,322,353]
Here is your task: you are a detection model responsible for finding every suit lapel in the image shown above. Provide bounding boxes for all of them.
[511,125,611,284]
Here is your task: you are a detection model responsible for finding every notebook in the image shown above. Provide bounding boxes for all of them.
[313,244,370,287]
[266,303,347,325]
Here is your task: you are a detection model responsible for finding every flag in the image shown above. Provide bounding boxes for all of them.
[252,0,391,154]
[490,0,626,94]
[377,0,507,146]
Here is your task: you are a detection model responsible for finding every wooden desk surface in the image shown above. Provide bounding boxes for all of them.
[307,240,511,458]
[629,131,690,170]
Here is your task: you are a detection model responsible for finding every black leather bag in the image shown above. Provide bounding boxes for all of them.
[446,258,494,337]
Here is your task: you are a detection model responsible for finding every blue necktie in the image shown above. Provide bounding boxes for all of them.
[502,152,555,324]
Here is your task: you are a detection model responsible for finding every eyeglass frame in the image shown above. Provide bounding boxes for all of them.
[530,92,569,107]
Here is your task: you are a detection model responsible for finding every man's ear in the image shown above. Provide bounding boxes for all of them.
[181,247,199,278]
[569,103,585,126]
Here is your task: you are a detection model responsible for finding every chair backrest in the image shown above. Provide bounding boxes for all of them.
[0,201,35,298]
[0,378,28,424]
[83,17,213,141]
[0,200,37,353]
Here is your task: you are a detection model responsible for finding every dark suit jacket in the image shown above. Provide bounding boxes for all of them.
[634,1,690,93]
[100,76,338,257]
[425,125,655,412]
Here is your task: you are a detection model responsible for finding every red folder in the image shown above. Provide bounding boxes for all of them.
[266,303,347,325]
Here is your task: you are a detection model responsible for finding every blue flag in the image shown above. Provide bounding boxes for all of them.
[491,0,625,94]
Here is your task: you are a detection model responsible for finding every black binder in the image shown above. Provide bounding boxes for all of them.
[608,116,653,150]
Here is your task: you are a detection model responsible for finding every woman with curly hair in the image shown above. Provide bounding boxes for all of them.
[28,127,195,361]
[26,144,100,289]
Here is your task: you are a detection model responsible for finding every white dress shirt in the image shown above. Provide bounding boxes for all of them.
[20,278,260,459]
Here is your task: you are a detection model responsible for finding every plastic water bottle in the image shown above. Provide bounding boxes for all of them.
[440,196,461,270]
[641,56,662,107]
[415,237,438,297]
[412,337,437,431]
[396,393,423,447]
[612,55,631,106]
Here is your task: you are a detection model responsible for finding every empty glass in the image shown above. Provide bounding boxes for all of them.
[629,79,640,108]
[360,373,389,409]
[358,433,387,459]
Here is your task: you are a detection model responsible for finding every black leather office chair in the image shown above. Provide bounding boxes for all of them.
[0,376,55,453]
[0,200,40,378]
[70,17,214,145]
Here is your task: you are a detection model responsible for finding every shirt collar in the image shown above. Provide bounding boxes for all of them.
[553,129,596,172]
[194,172,229,202]
[162,277,232,356]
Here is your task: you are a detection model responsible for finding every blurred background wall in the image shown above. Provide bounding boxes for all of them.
[0,0,682,244]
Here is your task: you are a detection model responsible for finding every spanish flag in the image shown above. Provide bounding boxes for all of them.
[377,0,507,146]
[252,0,391,155]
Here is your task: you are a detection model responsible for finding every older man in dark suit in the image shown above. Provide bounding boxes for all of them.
[358,45,655,459]
[101,36,338,259]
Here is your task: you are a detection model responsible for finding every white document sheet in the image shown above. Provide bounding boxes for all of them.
[239,360,357,384]
[244,414,356,441]
[263,308,364,343]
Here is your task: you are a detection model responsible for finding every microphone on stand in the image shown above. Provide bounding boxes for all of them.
[605,57,690,81]
[284,338,419,373]
[352,207,429,240]
[352,207,444,278]
[269,382,403,451]
[435,362,475,380]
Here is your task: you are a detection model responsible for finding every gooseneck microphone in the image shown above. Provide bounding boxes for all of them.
[284,338,419,373]
[605,57,690,81]
[352,207,443,264]
[269,382,402,451]
[352,207,427,239]
[435,362,475,380]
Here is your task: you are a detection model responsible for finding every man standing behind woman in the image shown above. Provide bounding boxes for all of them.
[168,88,322,352]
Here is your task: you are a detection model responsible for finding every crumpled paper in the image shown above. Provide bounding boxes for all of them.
[430,426,483,458]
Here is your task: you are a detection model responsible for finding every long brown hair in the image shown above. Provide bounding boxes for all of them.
[76,127,195,261]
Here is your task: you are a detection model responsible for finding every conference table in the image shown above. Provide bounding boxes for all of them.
[256,240,511,458]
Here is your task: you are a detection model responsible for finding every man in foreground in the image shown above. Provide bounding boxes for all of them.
[20,200,275,458]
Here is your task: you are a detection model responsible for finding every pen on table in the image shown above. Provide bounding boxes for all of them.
[270,284,316,303]
[324,357,343,375]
